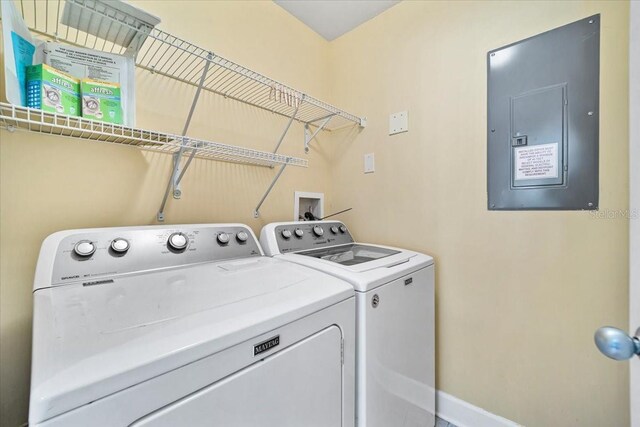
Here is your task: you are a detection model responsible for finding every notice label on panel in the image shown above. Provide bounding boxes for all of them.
[514,143,558,180]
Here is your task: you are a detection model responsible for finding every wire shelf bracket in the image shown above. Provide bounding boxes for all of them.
[304,114,336,153]
[251,96,305,218]
[157,52,213,222]
[253,160,291,218]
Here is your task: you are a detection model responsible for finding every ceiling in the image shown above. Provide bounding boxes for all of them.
[274,0,400,41]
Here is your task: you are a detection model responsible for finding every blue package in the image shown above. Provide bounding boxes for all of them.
[11,31,36,106]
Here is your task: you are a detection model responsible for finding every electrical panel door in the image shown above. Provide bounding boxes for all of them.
[487,15,600,210]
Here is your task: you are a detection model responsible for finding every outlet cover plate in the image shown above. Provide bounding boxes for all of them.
[389,111,408,135]
[364,153,375,173]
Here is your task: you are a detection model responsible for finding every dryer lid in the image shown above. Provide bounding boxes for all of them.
[29,257,353,424]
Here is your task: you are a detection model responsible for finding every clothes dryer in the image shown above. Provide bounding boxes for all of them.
[30,224,355,427]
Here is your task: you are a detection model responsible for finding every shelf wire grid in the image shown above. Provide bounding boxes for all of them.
[0,103,308,168]
[11,0,365,130]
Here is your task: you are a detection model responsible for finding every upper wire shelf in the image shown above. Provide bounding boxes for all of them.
[12,0,366,131]
[0,103,308,168]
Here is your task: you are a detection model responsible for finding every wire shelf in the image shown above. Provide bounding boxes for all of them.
[13,0,366,130]
[0,103,309,168]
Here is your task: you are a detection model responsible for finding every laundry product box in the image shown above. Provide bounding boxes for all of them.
[25,64,81,116]
[40,42,135,125]
[80,79,123,124]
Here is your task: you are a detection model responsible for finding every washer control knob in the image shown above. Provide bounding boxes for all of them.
[217,232,230,245]
[312,225,324,236]
[294,228,304,238]
[281,229,292,239]
[236,231,249,243]
[339,225,347,233]
[110,238,130,254]
[168,232,188,251]
[330,226,339,234]
[74,240,96,257]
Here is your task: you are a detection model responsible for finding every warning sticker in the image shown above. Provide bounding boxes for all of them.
[514,143,559,180]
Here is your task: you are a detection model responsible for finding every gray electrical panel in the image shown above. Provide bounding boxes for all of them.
[487,15,600,210]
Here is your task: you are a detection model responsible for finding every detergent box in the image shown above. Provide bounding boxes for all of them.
[80,78,122,124]
[25,64,80,116]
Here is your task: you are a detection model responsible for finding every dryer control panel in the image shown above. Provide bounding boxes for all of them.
[273,221,354,254]
[46,224,261,286]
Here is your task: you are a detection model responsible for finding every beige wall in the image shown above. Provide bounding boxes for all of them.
[0,1,631,426]
[328,1,629,426]
[0,2,333,425]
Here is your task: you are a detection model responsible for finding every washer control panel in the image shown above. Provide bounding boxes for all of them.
[275,221,354,253]
[51,225,261,285]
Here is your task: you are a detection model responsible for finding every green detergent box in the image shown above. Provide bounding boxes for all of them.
[26,64,81,116]
[80,79,123,124]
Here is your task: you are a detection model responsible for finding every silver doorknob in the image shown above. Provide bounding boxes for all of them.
[594,326,640,361]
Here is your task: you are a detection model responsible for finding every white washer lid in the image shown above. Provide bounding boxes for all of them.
[29,257,353,424]
[277,244,434,292]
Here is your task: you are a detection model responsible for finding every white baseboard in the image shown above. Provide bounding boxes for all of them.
[436,390,523,427]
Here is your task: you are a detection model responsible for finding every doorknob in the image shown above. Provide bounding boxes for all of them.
[594,326,640,361]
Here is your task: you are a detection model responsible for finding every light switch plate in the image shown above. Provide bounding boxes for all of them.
[389,111,408,135]
[364,153,375,174]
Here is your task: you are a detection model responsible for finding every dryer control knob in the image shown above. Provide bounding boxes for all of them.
[168,232,188,251]
[330,226,339,234]
[110,238,130,254]
[74,240,96,257]
[281,229,292,239]
[339,225,347,233]
[217,232,230,245]
[312,225,324,236]
[236,231,249,243]
[294,228,304,238]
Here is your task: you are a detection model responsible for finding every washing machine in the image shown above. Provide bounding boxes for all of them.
[29,223,355,427]
[260,220,435,427]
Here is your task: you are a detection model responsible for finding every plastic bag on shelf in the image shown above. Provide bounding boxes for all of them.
[1,0,43,106]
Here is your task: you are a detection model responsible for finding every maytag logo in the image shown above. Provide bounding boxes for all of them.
[254,335,280,356]
[62,275,80,280]
[83,279,114,287]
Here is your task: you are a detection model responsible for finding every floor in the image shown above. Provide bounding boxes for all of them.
[436,416,459,427]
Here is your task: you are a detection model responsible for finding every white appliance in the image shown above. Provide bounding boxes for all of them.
[30,224,355,427]
[261,221,435,427]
